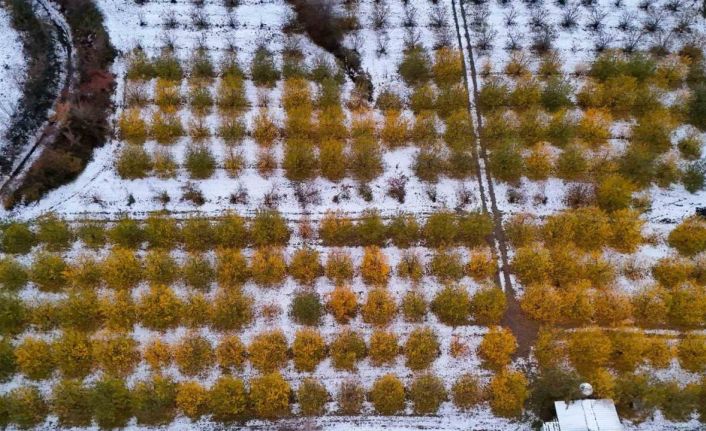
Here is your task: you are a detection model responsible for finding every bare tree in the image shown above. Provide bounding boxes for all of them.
[371,2,390,30]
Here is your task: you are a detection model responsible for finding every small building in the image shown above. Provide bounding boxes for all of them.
[542,399,623,431]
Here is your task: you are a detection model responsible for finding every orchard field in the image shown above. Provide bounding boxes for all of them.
[0,0,705,429]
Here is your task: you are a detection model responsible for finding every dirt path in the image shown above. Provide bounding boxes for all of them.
[450,0,539,358]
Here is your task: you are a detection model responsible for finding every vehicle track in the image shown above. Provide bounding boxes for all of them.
[450,0,539,357]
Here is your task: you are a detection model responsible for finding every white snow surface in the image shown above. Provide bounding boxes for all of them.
[0,4,26,151]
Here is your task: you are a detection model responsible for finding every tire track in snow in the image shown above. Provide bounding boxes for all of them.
[451,0,539,357]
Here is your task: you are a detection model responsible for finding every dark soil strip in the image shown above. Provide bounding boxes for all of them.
[1,0,63,176]
[5,0,116,208]
[451,0,539,357]
[284,0,373,99]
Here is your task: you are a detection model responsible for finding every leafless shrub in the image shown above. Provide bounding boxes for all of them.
[181,183,205,206]
[533,191,548,205]
[350,32,364,53]
[429,5,449,28]
[191,0,205,7]
[387,174,408,203]
[649,31,672,55]
[561,4,580,29]
[563,183,595,208]
[506,188,526,204]
[376,32,390,56]
[154,190,171,205]
[191,8,209,29]
[294,182,322,209]
[404,27,422,47]
[433,27,453,49]
[505,32,523,51]
[529,7,549,29]
[476,26,497,52]
[531,25,557,53]
[261,302,282,320]
[86,192,105,207]
[638,0,653,11]
[371,2,390,30]
[224,0,240,8]
[642,9,665,33]
[256,89,271,107]
[402,5,417,27]
[262,185,282,209]
[137,12,147,27]
[125,83,149,107]
[358,184,373,202]
[471,7,491,31]
[593,31,611,52]
[425,185,438,202]
[226,12,239,29]
[504,7,519,26]
[672,13,694,35]
[621,257,648,280]
[622,29,645,52]
[455,183,475,209]
[163,10,178,29]
[617,11,637,31]
[229,183,249,205]
[663,0,682,12]
[332,185,352,204]
[160,33,176,51]
[586,7,607,32]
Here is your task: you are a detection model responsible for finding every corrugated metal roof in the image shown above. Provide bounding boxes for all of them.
[542,420,561,431]
[554,399,623,431]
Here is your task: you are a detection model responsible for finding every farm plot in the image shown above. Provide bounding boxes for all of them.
[1,0,486,220]
[0,0,704,429]
[453,0,706,427]
[0,211,528,429]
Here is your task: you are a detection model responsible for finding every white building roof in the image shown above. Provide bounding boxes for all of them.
[554,399,623,431]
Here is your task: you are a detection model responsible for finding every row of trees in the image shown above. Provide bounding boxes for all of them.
[0,244,500,291]
[395,45,479,182]
[6,325,446,380]
[0,368,528,429]
[126,45,309,89]
[481,108,704,191]
[483,50,705,131]
[0,282,506,335]
[4,330,706,428]
[479,50,705,190]
[0,210,494,253]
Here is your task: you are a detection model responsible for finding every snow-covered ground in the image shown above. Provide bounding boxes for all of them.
[0,4,26,153]
[0,0,481,221]
[0,0,705,429]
